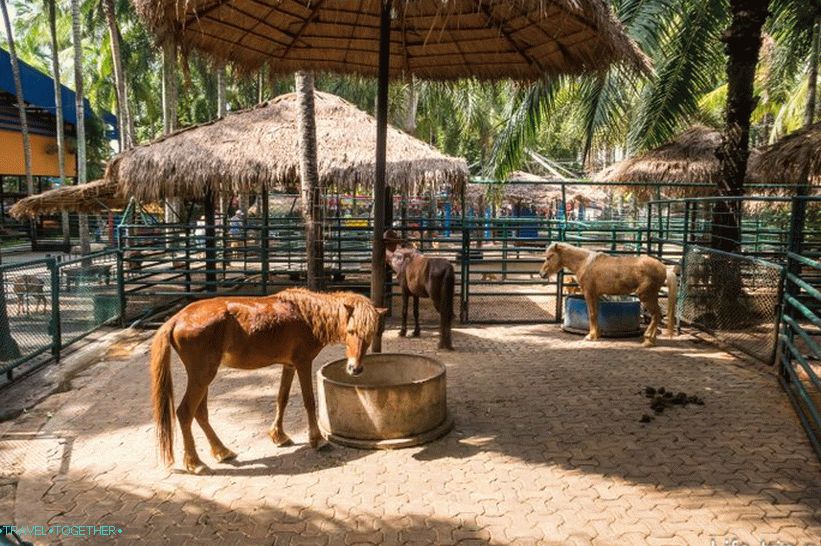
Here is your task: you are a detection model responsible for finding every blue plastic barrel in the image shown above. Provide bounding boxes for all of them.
[562,295,642,337]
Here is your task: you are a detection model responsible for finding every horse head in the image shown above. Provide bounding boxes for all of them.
[342,297,388,375]
[388,248,419,276]
[540,243,564,279]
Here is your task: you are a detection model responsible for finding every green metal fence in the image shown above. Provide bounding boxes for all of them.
[0,248,122,384]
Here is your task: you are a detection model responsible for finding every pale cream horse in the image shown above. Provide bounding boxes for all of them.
[540,243,677,346]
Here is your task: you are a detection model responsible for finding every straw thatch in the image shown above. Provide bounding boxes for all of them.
[467,171,608,209]
[747,122,821,186]
[134,1,649,81]
[593,126,723,189]
[9,179,127,219]
[105,91,468,202]
[592,125,767,199]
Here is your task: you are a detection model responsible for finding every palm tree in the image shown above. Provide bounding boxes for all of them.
[101,0,134,150]
[1,0,34,197]
[45,0,71,249]
[295,71,323,291]
[0,0,24,362]
[70,0,91,255]
[713,0,771,255]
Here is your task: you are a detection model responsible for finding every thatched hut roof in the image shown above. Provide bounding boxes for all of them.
[133,1,649,81]
[747,122,821,186]
[105,91,468,202]
[467,172,608,209]
[9,179,127,219]
[591,125,770,199]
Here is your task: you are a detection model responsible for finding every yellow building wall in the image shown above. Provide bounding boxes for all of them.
[0,129,77,177]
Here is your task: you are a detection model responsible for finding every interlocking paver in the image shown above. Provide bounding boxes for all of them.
[1,322,820,545]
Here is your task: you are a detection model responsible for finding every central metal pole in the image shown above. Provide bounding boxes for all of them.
[371,0,392,352]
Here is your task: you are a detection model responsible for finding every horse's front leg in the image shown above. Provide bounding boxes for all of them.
[412,296,421,337]
[399,286,409,337]
[269,366,295,446]
[295,361,324,449]
[583,290,600,341]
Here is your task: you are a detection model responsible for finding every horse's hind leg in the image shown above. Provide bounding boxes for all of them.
[269,366,295,447]
[195,394,236,462]
[640,292,661,347]
[177,366,213,474]
[412,296,421,337]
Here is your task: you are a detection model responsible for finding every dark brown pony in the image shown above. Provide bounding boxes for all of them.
[384,230,455,350]
[151,288,386,473]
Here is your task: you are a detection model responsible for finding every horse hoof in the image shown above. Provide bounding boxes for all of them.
[185,461,210,475]
[269,431,293,447]
[309,436,327,450]
[642,339,656,348]
[213,447,237,462]
[438,343,454,351]
[584,334,598,341]
[398,330,407,337]
[411,330,421,338]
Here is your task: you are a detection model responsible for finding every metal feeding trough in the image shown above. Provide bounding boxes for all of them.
[317,353,453,449]
[562,295,643,337]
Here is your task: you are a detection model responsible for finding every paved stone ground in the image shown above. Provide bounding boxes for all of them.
[1,321,819,545]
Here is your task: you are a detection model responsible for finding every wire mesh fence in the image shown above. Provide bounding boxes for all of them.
[57,250,120,348]
[678,245,783,363]
[0,259,57,376]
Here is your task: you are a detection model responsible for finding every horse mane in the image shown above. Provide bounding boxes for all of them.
[273,288,379,345]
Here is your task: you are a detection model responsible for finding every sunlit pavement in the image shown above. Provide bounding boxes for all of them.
[2,321,819,545]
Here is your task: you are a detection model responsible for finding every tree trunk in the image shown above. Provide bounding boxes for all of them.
[295,71,323,291]
[805,17,819,127]
[712,0,770,312]
[47,0,71,249]
[404,77,418,135]
[69,0,91,257]
[1,0,33,199]
[713,0,770,256]
[161,39,179,229]
[0,0,23,361]
[102,0,134,150]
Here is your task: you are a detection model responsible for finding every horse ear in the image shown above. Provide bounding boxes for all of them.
[344,303,355,317]
[376,307,389,316]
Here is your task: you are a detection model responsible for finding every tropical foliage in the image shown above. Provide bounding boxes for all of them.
[1,0,818,180]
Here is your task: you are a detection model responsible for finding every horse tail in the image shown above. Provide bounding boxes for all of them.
[151,316,177,466]
[666,269,677,337]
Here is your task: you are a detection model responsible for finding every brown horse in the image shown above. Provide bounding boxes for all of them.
[150,288,387,473]
[384,230,454,350]
[539,243,676,347]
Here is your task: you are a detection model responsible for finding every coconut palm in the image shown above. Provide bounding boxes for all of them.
[70,0,91,255]
[45,0,71,248]
[101,0,134,149]
[1,0,34,197]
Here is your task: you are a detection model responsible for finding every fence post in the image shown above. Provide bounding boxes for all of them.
[460,219,470,323]
[49,258,61,361]
[261,184,269,295]
[646,202,653,255]
[117,249,127,328]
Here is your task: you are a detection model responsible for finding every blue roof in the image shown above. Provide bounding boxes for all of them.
[0,47,118,139]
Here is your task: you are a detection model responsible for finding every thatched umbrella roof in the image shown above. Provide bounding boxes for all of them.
[591,125,769,199]
[467,172,608,209]
[747,122,821,186]
[134,1,649,80]
[105,91,468,202]
[9,179,127,219]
